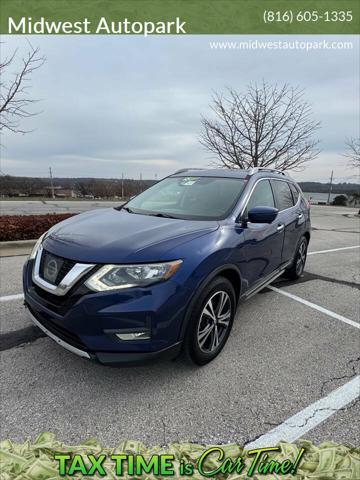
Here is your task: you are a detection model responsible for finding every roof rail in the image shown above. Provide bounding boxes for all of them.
[248,167,288,176]
[173,168,207,175]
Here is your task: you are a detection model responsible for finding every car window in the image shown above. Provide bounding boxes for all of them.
[271,180,294,211]
[289,183,300,204]
[245,180,275,216]
[126,176,246,220]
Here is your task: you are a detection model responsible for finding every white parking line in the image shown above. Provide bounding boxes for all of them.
[268,286,359,329]
[246,375,360,449]
[308,245,360,255]
[0,293,24,302]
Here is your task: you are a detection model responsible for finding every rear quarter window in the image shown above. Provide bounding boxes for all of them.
[289,183,300,204]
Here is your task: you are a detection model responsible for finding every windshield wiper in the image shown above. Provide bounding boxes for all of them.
[118,206,177,218]
[148,212,178,219]
[121,206,135,213]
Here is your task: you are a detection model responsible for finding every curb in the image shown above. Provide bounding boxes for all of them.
[0,239,37,248]
[0,239,36,257]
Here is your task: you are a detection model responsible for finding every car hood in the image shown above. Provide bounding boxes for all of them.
[43,208,219,263]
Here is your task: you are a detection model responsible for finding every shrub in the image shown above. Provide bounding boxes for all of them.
[0,214,75,241]
[332,195,348,206]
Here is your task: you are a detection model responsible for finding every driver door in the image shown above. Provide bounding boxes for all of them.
[238,179,284,288]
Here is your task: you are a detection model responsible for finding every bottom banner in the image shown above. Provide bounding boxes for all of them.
[0,433,359,479]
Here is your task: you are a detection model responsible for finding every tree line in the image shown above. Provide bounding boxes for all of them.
[0,176,156,198]
[1,175,359,199]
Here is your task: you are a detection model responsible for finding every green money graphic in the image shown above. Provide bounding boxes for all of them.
[0,435,359,479]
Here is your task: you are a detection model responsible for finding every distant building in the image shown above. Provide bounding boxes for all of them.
[44,186,77,198]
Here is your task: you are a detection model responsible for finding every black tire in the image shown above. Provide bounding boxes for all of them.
[285,236,308,280]
[183,276,236,366]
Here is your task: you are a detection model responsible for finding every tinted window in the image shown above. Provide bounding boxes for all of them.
[127,176,246,220]
[289,183,300,204]
[271,180,294,211]
[245,180,275,215]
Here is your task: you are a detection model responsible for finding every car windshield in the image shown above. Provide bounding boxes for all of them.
[125,176,246,220]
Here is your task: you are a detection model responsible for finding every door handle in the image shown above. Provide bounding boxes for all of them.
[277,224,285,232]
[297,213,303,219]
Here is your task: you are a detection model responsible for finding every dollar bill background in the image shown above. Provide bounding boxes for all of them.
[0,433,359,479]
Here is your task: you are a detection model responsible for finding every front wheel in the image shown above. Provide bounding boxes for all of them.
[184,276,236,365]
[285,236,308,280]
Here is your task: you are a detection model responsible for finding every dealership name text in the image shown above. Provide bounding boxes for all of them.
[8,17,187,35]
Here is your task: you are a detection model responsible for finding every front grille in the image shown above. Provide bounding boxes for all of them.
[27,258,95,315]
[39,249,76,285]
[28,305,89,352]
[31,282,92,315]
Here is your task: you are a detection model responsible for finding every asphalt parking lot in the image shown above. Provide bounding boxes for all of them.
[0,205,359,447]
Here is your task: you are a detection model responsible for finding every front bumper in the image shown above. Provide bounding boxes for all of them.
[23,259,188,365]
[27,308,181,365]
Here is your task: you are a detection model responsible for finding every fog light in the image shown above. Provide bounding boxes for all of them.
[116,331,150,341]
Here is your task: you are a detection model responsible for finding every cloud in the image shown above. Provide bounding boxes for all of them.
[1,35,359,182]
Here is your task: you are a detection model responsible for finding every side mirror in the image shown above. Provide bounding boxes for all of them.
[248,206,278,224]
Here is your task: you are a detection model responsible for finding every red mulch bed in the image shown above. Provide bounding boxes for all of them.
[0,214,75,241]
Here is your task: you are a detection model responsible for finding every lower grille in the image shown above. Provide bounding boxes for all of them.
[33,284,67,306]
[31,280,92,316]
[28,306,89,352]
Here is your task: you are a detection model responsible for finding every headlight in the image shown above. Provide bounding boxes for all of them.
[29,232,47,260]
[85,260,182,292]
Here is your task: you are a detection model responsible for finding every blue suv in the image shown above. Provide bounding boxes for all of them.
[23,168,311,366]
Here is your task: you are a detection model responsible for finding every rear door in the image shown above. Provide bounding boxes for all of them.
[270,179,303,264]
[239,179,284,287]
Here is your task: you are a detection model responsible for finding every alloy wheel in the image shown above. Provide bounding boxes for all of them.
[197,291,232,353]
[295,240,307,276]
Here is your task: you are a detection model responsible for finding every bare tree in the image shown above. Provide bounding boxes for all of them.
[0,45,45,136]
[344,137,360,169]
[200,83,320,171]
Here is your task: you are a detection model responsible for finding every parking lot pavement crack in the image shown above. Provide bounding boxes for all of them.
[244,429,269,447]
[282,398,360,430]
[261,397,360,437]
[161,418,167,446]
[320,357,360,396]
[264,421,282,428]
[0,326,45,351]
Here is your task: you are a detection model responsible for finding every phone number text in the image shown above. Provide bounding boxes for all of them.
[263,10,353,24]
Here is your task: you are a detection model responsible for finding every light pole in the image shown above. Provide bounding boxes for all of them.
[49,167,55,199]
[327,170,333,205]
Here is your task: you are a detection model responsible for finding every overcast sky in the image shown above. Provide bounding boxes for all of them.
[1,35,359,182]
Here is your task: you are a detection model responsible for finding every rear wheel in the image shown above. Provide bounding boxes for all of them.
[285,236,308,280]
[184,276,236,365]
